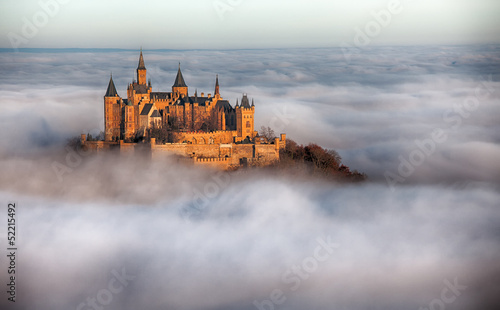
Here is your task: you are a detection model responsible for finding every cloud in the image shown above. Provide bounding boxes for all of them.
[1,172,499,310]
[0,45,499,309]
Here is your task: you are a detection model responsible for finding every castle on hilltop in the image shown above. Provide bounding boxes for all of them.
[82,50,286,169]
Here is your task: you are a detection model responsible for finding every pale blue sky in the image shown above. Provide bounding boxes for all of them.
[1,0,499,49]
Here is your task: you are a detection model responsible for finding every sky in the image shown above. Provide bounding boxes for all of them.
[1,0,500,49]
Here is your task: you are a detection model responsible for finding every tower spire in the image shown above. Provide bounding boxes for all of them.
[105,75,118,97]
[137,48,146,70]
[173,63,187,87]
[214,74,220,96]
[136,48,147,85]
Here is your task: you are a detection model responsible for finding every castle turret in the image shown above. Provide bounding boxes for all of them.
[235,94,255,139]
[137,48,147,85]
[172,63,188,98]
[104,75,122,142]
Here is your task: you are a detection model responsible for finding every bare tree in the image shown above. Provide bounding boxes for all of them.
[259,126,276,141]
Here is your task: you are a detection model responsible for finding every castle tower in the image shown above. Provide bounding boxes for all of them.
[104,75,122,142]
[172,63,188,99]
[235,94,255,139]
[137,49,147,85]
[214,74,220,99]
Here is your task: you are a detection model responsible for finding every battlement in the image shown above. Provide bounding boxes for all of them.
[194,157,230,163]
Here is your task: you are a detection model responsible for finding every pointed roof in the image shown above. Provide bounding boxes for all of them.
[241,94,251,108]
[214,74,220,95]
[137,49,146,70]
[151,110,161,118]
[105,75,118,97]
[173,63,187,88]
[215,100,233,112]
[251,98,255,107]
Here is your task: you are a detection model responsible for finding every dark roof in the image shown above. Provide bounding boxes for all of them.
[151,92,171,100]
[173,64,187,88]
[151,110,161,118]
[137,50,146,70]
[215,100,233,112]
[190,96,209,106]
[123,99,130,106]
[105,76,118,97]
[132,83,149,94]
[140,104,153,116]
[241,94,251,108]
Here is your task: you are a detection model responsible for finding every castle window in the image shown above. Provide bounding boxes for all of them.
[246,121,251,128]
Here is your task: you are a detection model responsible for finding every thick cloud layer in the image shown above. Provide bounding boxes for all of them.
[1,46,499,183]
[0,46,499,309]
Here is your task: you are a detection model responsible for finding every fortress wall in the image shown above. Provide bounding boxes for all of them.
[232,144,254,160]
[186,144,221,158]
[170,131,236,144]
[151,143,188,159]
[82,140,118,153]
[193,157,231,170]
[255,144,280,162]
[119,140,136,155]
[81,136,280,169]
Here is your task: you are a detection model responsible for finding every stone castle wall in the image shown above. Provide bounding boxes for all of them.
[169,130,236,145]
[81,134,285,170]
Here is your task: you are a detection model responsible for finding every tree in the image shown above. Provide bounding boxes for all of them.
[304,144,341,173]
[277,138,365,181]
[259,126,276,141]
[167,116,179,131]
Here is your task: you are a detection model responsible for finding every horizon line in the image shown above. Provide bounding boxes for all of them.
[2,43,500,53]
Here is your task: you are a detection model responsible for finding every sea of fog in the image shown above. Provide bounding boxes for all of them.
[0,46,499,310]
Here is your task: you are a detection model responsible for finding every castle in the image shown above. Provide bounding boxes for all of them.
[82,50,286,169]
